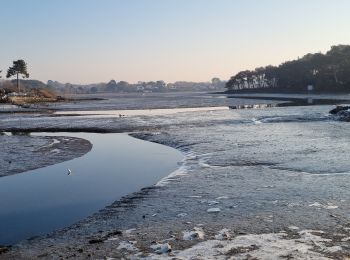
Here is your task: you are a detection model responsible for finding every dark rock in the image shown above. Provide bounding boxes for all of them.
[330,105,350,121]
[107,230,122,237]
[329,105,350,115]
[88,239,104,244]
[336,110,350,121]
[0,246,10,254]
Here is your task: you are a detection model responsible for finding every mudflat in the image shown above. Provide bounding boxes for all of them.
[1,93,350,259]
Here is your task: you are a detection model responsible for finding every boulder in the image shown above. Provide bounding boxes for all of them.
[329,105,350,114]
[330,105,350,121]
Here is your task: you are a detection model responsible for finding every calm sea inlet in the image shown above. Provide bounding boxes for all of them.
[0,133,183,245]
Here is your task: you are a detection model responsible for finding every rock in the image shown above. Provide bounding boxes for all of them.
[329,106,350,121]
[107,230,122,236]
[0,246,10,254]
[215,229,231,240]
[88,238,104,244]
[207,208,221,213]
[336,110,350,121]
[329,105,350,115]
[183,227,205,240]
[150,243,172,254]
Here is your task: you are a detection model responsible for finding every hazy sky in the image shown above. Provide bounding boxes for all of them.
[1,0,350,84]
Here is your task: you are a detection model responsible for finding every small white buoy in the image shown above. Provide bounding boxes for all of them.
[67,168,72,175]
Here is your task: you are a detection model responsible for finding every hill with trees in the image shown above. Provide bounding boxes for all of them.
[226,45,350,93]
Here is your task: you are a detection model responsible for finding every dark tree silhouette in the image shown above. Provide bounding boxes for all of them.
[6,60,29,92]
[226,45,350,93]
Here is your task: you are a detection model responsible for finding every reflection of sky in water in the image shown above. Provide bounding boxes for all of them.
[54,107,229,118]
[0,133,183,245]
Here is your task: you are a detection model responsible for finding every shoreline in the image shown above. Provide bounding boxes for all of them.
[1,97,350,258]
[0,132,183,248]
[0,134,92,178]
[227,95,350,107]
[0,130,187,257]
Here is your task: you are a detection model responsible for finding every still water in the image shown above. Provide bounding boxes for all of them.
[0,133,183,245]
[54,106,229,118]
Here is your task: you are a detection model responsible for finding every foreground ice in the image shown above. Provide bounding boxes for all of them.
[183,227,205,240]
[150,243,172,254]
[135,229,341,259]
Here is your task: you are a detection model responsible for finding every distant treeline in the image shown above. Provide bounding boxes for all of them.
[226,45,350,93]
[1,78,225,96]
[48,78,225,95]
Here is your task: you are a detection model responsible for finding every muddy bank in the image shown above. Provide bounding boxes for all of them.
[4,127,350,258]
[0,133,92,178]
[1,104,350,259]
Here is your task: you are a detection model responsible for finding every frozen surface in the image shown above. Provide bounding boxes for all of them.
[1,93,350,258]
[146,230,339,259]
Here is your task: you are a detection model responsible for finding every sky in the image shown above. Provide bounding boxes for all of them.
[1,0,350,84]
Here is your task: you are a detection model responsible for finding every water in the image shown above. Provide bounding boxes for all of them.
[54,106,229,118]
[0,133,183,245]
[30,92,282,111]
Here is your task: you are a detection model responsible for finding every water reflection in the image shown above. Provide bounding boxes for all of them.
[0,133,183,245]
[53,107,229,118]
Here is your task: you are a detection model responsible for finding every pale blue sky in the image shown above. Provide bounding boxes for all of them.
[1,0,350,84]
